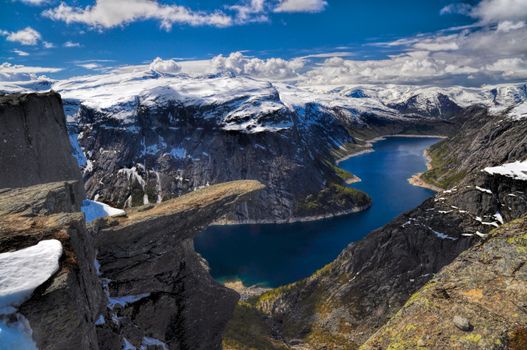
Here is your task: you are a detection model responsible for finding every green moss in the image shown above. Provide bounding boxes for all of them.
[295,183,370,217]
[222,302,289,350]
[507,232,527,253]
[420,141,467,189]
[332,164,356,182]
[461,333,482,344]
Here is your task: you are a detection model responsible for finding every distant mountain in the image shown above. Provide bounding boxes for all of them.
[1,64,525,222]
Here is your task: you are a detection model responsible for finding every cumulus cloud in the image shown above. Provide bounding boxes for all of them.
[471,0,527,24]
[211,51,305,79]
[149,57,182,74]
[274,0,327,13]
[0,62,61,82]
[228,0,268,23]
[302,21,527,86]
[0,27,41,45]
[43,0,233,30]
[43,41,55,48]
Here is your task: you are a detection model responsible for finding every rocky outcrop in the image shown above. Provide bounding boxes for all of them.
[94,180,264,350]
[0,181,104,350]
[0,92,265,349]
[227,109,527,349]
[68,79,459,224]
[362,216,527,349]
[0,92,84,200]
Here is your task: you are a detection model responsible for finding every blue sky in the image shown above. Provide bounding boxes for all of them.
[1,0,526,86]
[1,1,473,68]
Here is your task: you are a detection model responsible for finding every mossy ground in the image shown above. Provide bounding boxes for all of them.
[295,183,370,217]
[420,141,466,189]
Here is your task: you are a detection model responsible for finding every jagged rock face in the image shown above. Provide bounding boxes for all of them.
[388,93,463,119]
[251,108,527,349]
[94,180,265,350]
[0,92,266,350]
[0,92,84,199]
[74,96,458,223]
[74,102,355,223]
[0,181,104,350]
[362,215,527,350]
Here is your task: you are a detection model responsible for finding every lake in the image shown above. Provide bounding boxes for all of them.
[194,136,442,288]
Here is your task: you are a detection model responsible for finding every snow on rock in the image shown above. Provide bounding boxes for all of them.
[107,293,150,310]
[81,199,126,223]
[140,337,169,350]
[68,132,88,168]
[475,186,493,194]
[0,240,62,315]
[484,160,527,181]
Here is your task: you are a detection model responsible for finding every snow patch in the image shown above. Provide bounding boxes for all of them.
[0,240,62,314]
[484,160,527,181]
[81,199,126,222]
[475,186,492,194]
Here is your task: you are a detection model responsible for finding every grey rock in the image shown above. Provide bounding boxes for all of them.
[453,315,471,331]
[0,92,84,200]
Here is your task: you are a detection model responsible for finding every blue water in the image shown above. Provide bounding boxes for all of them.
[194,136,441,288]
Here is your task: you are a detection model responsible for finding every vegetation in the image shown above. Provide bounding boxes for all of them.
[295,183,370,217]
[421,141,466,189]
[222,301,289,350]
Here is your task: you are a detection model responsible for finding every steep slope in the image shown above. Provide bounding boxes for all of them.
[362,216,527,349]
[0,92,84,199]
[52,69,468,222]
[0,92,265,350]
[227,107,527,349]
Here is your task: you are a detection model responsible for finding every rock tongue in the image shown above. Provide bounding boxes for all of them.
[95,180,264,350]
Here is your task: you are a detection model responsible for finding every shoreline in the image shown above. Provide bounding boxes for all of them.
[223,280,270,300]
[212,203,371,226]
[213,133,446,226]
[407,149,444,192]
[336,134,447,164]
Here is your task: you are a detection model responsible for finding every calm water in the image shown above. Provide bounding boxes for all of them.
[194,136,441,288]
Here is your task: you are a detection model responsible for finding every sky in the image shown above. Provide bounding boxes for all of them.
[1,0,527,86]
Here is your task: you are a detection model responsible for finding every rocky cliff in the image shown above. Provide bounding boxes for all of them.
[225,107,527,349]
[362,216,527,349]
[0,92,265,350]
[0,92,85,200]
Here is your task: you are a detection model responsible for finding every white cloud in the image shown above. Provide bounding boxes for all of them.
[471,0,527,24]
[63,41,81,48]
[211,51,305,79]
[274,0,327,13]
[149,57,181,74]
[440,3,472,16]
[43,41,55,48]
[12,49,30,57]
[0,62,61,82]
[301,21,527,86]
[17,0,50,5]
[229,0,268,23]
[496,20,526,32]
[43,0,234,30]
[78,63,101,70]
[0,27,41,45]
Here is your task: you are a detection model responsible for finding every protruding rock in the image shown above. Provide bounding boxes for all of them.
[453,315,471,331]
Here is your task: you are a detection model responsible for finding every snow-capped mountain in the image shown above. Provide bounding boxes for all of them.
[0,60,525,221]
